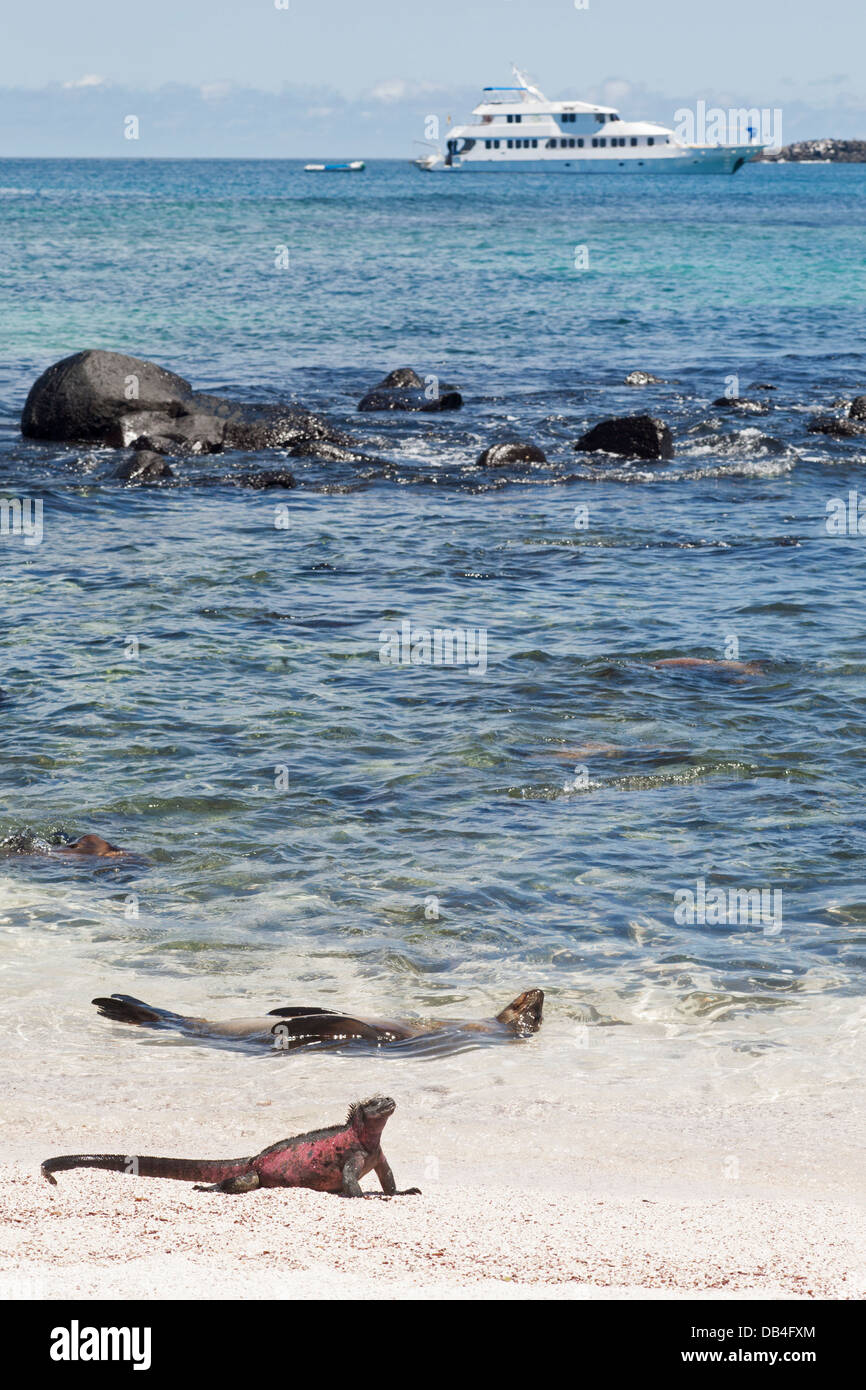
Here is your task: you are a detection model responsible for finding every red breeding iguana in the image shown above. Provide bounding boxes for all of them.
[41,1095,420,1198]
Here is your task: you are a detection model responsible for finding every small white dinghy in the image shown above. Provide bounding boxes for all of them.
[303,160,365,172]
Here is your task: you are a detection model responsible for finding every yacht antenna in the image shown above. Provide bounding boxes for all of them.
[511,64,546,101]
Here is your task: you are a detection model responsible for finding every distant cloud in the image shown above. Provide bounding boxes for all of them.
[63,75,105,90]
[368,77,444,104]
[369,79,412,103]
[601,79,633,105]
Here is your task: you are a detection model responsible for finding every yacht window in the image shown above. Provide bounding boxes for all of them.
[531,139,538,148]
[599,138,606,147]
[591,138,597,148]
[494,140,500,148]
[514,114,522,123]
[630,137,637,146]
[507,139,513,148]
[647,137,654,146]
[485,141,491,149]
[547,138,556,148]
[506,115,513,124]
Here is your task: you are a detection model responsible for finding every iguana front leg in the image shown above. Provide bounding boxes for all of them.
[372,1152,421,1198]
[194,1171,261,1194]
[340,1151,367,1197]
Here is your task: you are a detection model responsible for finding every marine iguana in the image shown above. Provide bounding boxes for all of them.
[41,1095,420,1198]
[91,988,544,1052]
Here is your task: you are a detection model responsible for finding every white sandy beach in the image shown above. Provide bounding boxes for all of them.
[1,990,863,1299]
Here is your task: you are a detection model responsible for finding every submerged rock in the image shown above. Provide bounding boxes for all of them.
[575,415,673,461]
[808,415,866,437]
[477,441,547,467]
[21,350,351,456]
[358,367,462,412]
[236,470,297,489]
[625,370,664,385]
[115,451,174,482]
[849,395,866,420]
[377,368,426,390]
[712,397,768,413]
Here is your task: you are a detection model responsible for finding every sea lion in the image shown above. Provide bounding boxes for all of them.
[92,988,544,1052]
[53,834,126,857]
[0,831,130,858]
[652,658,763,676]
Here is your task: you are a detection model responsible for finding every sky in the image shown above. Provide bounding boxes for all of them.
[1,0,864,156]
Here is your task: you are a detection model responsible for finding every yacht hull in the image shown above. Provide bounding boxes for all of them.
[414,145,760,175]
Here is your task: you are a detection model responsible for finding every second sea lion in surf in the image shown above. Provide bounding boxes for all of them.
[92,988,544,1052]
[652,658,763,676]
[53,834,126,857]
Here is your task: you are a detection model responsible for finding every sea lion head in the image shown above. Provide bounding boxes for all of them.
[60,834,125,857]
[496,988,544,1034]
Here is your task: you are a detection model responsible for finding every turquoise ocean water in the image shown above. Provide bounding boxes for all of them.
[1,159,865,1088]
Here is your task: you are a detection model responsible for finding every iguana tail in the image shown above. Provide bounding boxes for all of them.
[41,1152,251,1187]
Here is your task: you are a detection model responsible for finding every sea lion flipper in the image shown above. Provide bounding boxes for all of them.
[92,995,179,1026]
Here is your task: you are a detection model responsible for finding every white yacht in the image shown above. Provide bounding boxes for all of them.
[414,67,763,175]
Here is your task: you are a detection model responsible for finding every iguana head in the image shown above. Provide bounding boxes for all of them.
[347,1095,396,1143]
[496,989,544,1035]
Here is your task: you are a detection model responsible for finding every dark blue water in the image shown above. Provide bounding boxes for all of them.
[2,159,865,1070]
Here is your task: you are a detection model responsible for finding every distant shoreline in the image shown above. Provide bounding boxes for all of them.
[760,139,866,163]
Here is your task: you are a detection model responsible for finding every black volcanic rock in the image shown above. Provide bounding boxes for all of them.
[236,470,297,489]
[849,395,866,420]
[115,451,174,482]
[21,350,351,456]
[761,139,866,163]
[377,368,426,390]
[625,370,664,385]
[358,367,462,412]
[22,351,192,442]
[808,415,866,437]
[476,442,547,467]
[712,397,768,413]
[575,415,673,461]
